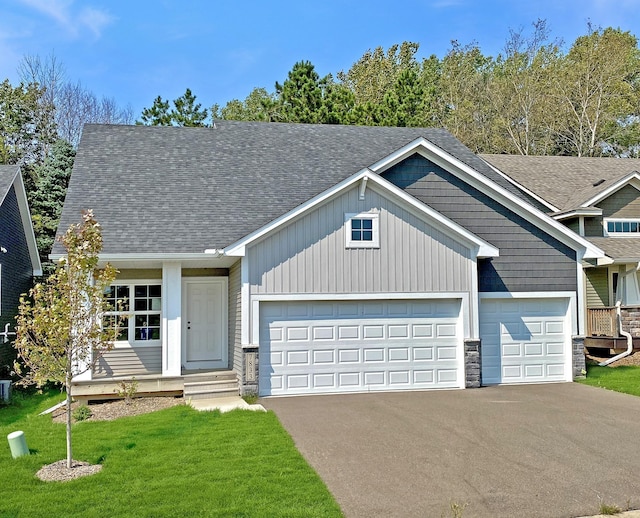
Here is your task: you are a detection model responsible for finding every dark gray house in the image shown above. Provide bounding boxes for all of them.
[482,154,640,348]
[54,123,603,400]
[0,165,41,369]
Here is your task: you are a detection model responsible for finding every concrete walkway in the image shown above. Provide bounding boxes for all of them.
[263,384,640,518]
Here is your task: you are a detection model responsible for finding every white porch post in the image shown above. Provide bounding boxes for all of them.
[162,261,182,376]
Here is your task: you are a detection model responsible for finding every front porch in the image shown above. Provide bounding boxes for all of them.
[586,306,640,353]
[72,370,239,405]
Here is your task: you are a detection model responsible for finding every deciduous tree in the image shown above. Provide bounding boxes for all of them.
[14,211,118,468]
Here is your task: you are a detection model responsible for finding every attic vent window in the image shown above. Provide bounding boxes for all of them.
[593,179,605,187]
[345,212,379,249]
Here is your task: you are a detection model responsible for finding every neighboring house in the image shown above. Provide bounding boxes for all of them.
[482,154,640,349]
[54,123,604,400]
[0,165,42,370]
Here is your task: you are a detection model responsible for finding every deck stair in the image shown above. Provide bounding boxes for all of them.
[183,371,239,400]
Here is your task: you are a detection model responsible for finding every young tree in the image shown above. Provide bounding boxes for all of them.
[14,210,118,469]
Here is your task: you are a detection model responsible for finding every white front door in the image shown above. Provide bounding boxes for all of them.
[182,278,228,370]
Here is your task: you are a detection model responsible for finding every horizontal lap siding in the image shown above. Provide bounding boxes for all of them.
[598,185,640,218]
[228,260,242,374]
[94,346,162,378]
[383,155,577,293]
[0,186,33,367]
[586,268,608,307]
[249,184,472,295]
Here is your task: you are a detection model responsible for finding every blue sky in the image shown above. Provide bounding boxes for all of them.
[1,0,639,119]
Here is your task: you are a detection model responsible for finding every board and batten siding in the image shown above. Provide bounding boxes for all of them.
[248,184,473,295]
[0,186,33,366]
[383,155,577,293]
[228,260,242,375]
[586,268,609,307]
[94,346,162,378]
[598,184,640,218]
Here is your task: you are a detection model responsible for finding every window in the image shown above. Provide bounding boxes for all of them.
[345,212,379,248]
[104,282,161,345]
[604,219,640,236]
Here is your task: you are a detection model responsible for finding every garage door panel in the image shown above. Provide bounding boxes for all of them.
[364,325,384,339]
[259,300,462,396]
[480,297,571,385]
[313,350,334,363]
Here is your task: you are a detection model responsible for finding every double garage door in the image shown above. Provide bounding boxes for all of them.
[259,299,463,396]
[479,297,571,385]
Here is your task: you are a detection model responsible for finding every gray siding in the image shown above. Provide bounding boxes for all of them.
[586,268,609,307]
[383,155,577,293]
[228,260,242,374]
[598,184,640,218]
[94,346,162,378]
[584,217,603,237]
[565,218,580,234]
[0,186,33,368]
[248,184,473,295]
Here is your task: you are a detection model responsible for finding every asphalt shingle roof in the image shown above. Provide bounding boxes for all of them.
[0,164,17,202]
[481,154,640,212]
[55,122,540,255]
[586,237,640,261]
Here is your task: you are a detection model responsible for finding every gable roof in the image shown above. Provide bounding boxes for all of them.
[481,154,640,212]
[225,167,500,259]
[0,164,42,276]
[0,165,18,202]
[55,122,542,255]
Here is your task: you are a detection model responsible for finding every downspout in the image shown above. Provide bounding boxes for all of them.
[599,301,633,366]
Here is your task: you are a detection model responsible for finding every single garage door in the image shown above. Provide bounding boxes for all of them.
[259,299,463,396]
[479,297,571,385]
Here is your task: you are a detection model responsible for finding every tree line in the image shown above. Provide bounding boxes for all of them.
[1,21,639,272]
[142,22,640,158]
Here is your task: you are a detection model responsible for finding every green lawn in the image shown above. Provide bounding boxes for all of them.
[0,391,342,518]
[578,363,640,397]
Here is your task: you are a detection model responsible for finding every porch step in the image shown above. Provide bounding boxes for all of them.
[183,372,239,400]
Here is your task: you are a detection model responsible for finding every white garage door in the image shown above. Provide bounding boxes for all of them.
[480,297,571,385]
[259,299,463,396]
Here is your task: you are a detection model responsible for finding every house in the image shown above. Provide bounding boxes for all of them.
[0,165,42,370]
[482,154,640,350]
[53,122,604,400]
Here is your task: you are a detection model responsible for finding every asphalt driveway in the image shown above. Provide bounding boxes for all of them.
[262,384,640,518]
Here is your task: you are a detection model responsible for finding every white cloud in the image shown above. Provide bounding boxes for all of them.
[18,0,114,38]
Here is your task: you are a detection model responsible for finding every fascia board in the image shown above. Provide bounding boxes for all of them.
[13,172,42,276]
[553,208,602,220]
[224,168,499,259]
[49,252,220,262]
[370,138,604,260]
[581,173,640,208]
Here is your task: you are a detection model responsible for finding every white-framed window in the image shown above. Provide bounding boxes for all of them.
[104,282,162,346]
[345,212,380,248]
[604,218,640,236]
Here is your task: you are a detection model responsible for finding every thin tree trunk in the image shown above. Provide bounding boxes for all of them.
[66,381,72,469]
